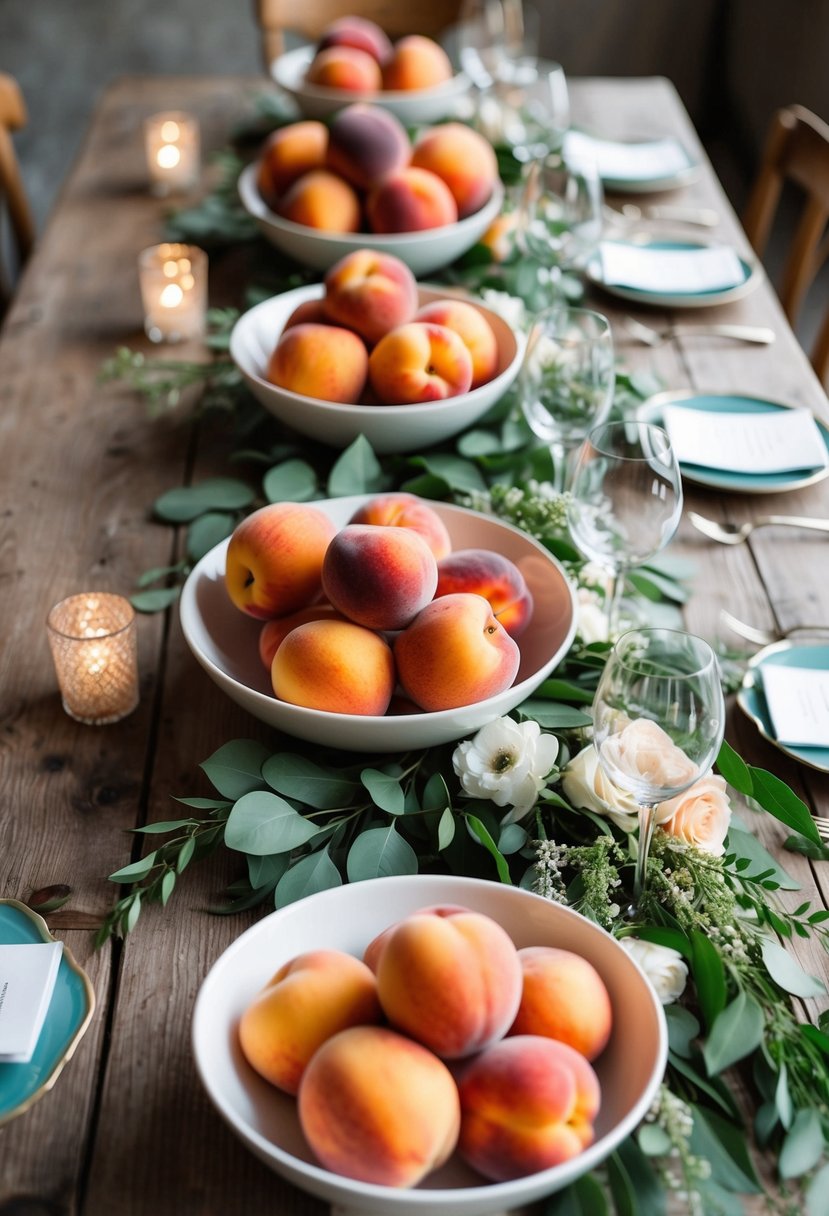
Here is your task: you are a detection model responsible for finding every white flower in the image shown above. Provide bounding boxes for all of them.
[619,937,688,1005]
[479,289,528,332]
[580,562,613,595]
[561,743,640,831]
[576,587,609,645]
[453,717,559,824]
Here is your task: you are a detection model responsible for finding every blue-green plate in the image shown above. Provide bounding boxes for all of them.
[638,392,829,494]
[565,130,700,193]
[0,900,95,1127]
[738,641,829,773]
[587,238,762,308]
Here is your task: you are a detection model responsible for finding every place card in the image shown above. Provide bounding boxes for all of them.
[761,665,829,748]
[565,130,691,180]
[0,941,63,1063]
[599,241,745,293]
[662,404,828,474]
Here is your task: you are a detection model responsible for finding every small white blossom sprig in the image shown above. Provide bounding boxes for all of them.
[452,717,560,825]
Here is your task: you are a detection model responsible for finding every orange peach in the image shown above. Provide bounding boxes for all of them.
[256,121,329,208]
[435,548,533,638]
[348,492,452,560]
[374,905,523,1058]
[277,169,361,233]
[415,299,498,387]
[509,946,613,1062]
[326,103,410,192]
[238,949,382,1095]
[480,210,519,262]
[366,166,458,234]
[363,903,480,973]
[368,321,473,404]
[258,603,345,670]
[271,618,395,715]
[317,15,393,65]
[305,44,382,92]
[266,322,368,403]
[381,34,454,91]
[224,502,337,620]
[281,297,330,330]
[298,1024,461,1187]
[394,592,520,711]
[457,1035,601,1181]
[411,123,499,218]
[321,524,438,631]
[323,249,418,346]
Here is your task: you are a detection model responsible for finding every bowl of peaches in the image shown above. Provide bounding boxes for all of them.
[238,102,503,275]
[193,874,668,1216]
[230,249,524,453]
[178,492,577,751]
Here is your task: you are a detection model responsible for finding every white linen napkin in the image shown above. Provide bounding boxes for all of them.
[599,241,745,293]
[0,941,63,1062]
[761,665,829,748]
[565,131,691,181]
[662,404,828,474]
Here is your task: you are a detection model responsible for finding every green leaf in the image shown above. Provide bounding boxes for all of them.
[605,1151,636,1216]
[614,1138,667,1215]
[716,739,753,795]
[690,930,727,1032]
[361,769,406,816]
[132,818,196,834]
[201,739,271,799]
[703,990,766,1074]
[176,837,195,873]
[726,827,800,890]
[275,848,341,907]
[761,939,827,998]
[262,458,318,503]
[806,1162,829,1216]
[637,1124,672,1156]
[262,754,357,810]
[775,1061,793,1130]
[437,807,455,851]
[160,870,176,906]
[327,435,386,496]
[346,824,418,881]
[801,1024,829,1055]
[517,700,593,728]
[631,925,692,961]
[779,1108,824,1179]
[498,823,528,854]
[108,853,157,883]
[466,814,512,883]
[411,453,487,493]
[131,586,181,613]
[750,768,820,842]
[755,1100,779,1145]
[784,832,829,861]
[535,678,595,705]
[154,477,254,522]
[126,894,142,934]
[225,791,320,855]
[545,1173,611,1216]
[247,853,289,890]
[186,511,236,561]
[689,1104,762,1193]
[664,1005,700,1058]
[422,772,451,813]
[668,1052,738,1118]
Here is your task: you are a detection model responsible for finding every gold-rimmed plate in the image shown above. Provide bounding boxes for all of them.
[738,640,829,774]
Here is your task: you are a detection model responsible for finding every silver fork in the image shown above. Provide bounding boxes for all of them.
[689,511,829,545]
[720,609,829,646]
[604,203,719,228]
[622,316,776,347]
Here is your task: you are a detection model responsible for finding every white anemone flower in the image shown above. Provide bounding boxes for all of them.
[453,717,559,825]
[619,937,689,1005]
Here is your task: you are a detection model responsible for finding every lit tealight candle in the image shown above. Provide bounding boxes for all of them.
[46,594,139,725]
[144,111,200,195]
[138,242,208,343]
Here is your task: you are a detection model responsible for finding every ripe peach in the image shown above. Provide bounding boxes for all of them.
[266,322,368,403]
[281,297,329,330]
[277,169,361,233]
[326,103,410,192]
[381,34,454,91]
[225,502,337,620]
[271,618,395,715]
[348,492,452,560]
[317,15,393,65]
[457,1035,601,1181]
[298,1024,460,1187]
[238,949,382,1095]
[323,249,418,347]
[411,123,499,218]
[367,166,458,234]
[258,603,345,670]
[256,121,329,208]
[374,905,523,1058]
[305,44,382,93]
[394,592,520,711]
[322,524,438,631]
[415,299,498,387]
[509,946,613,1062]
[480,210,519,262]
[363,903,479,973]
[368,321,473,404]
[435,548,534,638]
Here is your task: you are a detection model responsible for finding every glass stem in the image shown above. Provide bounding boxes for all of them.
[550,439,567,493]
[605,566,625,638]
[634,801,659,900]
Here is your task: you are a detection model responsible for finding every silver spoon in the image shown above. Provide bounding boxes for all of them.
[720,609,829,646]
[689,511,829,545]
[603,202,719,228]
[623,317,776,347]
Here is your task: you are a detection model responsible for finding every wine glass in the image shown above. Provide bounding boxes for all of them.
[518,150,604,304]
[519,305,615,490]
[592,627,726,910]
[567,421,683,636]
[457,0,539,91]
[510,62,571,157]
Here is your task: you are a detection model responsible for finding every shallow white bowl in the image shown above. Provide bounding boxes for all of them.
[238,163,504,277]
[230,284,524,454]
[193,873,668,1216]
[179,496,577,752]
[272,45,471,125]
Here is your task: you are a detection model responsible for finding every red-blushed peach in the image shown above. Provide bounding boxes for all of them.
[298,1024,461,1187]
[323,249,418,346]
[258,603,345,670]
[411,123,499,218]
[362,903,477,973]
[271,618,395,715]
[394,592,520,711]
[326,104,410,192]
[381,35,454,91]
[456,1035,601,1181]
[266,322,368,403]
[281,297,330,331]
[305,44,383,92]
[224,502,337,620]
[321,524,438,631]
[348,492,452,560]
[509,946,613,1062]
[374,906,523,1058]
[435,548,534,638]
[415,299,498,387]
[256,121,329,208]
[237,949,382,1096]
[317,15,393,65]
[368,321,473,404]
[480,209,519,262]
[366,166,458,234]
[277,169,362,233]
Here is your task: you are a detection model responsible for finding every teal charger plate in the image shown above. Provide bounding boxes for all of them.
[565,130,700,193]
[587,238,762,307]
[738,641,829,774]
[0,899,95,1127]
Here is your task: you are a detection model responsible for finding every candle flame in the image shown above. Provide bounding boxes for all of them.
[160,283,184,308]
[157,144,181,169]
[160,120,181,142]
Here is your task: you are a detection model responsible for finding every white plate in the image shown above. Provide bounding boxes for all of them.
[565,130,701,194]
[587,238,762,309]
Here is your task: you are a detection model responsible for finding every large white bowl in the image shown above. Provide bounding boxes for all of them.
[238,163,504,276]
[193,874,668,1216]
[179,496,577,752]
[230,284,524,454]
[272,45,472,125]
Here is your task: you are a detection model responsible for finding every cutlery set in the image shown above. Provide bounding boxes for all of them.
[622,316,776,347]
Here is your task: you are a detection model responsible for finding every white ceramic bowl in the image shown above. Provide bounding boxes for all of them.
[271,45,471,125]
[193,873,668,1216]
[238,163,504,277]
[230,284,524,454]
[179,496,577,752]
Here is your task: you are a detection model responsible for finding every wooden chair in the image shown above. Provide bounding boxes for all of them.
[0,72,35,312]
[742,104,829,386]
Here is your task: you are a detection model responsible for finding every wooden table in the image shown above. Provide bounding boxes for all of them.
[1,75,827,1215]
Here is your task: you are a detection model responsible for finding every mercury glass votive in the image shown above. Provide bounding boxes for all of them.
[144,111,200,195]
[46,594,139,725]
[138,243,207,344]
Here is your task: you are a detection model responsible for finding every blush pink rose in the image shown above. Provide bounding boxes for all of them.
[658,772,732,856]
[600,718,697,795]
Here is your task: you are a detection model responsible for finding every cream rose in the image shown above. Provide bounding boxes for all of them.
[619,937,688,1004]
[658,772,732,856]
[576,588,609,645]
[599,718,697,796]
[560,743,640,831]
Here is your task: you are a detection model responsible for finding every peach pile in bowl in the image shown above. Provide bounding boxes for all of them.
[192,874,668,1216]
[178,495,577,752]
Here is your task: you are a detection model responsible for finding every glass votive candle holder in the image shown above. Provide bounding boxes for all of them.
[138,243,208,344]
[144,111,200,196]
[46,594,139,726]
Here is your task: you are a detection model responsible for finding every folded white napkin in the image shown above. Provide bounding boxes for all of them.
[662,404,828,474]
[565,131,691,181]
[762,665,829,748]
[599,241,745,293]
[0,941,63,1062]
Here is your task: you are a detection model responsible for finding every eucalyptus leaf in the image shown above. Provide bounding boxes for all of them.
[262,458,318,503]
[172,796,233,810]
[716,739,753,795]
[806,1162,829,1216]
[262,754,357,810]
[544,1173,611,1216]
[689,1104,762,1193]
[361,769,406,816]
[422,772,451,813]
[668,1053,739,1117]
[275,848,342,907]
[775,1061,793,1130]
[498,823,528,854]
[664,1004,700,1058]
[703,990,766,1074]
[437,807,456,850]
[108,853,157,883]
[517,701,592,729]
[754,1100,778,1145]
[726,827,800,890]
[690,930,727,1031]
[614,1138,667,1216]
[176,837,195,873]
[535,678,595,705]
[411,454,488,494]
[779,1108,825,1179]
[186,511,236,561]
[327,435,387,496]
[466,814,512,883]
[761,938,827,998]
[132,818,196,834]
[160,870,176,906]
[201,739,271,799]
[637,1124,672,1156]
[346,825,418,881]
[457,429,503,457]
[225,791,320,855]
[131,586,181,613]
[154,477,254,522]
[247,852,289,890]
[750,767,819,842]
